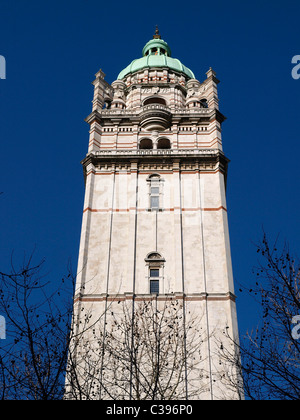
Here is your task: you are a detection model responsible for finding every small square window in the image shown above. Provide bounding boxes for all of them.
[150,269,159,278]
[151,187,159,195]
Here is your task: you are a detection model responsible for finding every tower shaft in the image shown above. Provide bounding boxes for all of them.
[68,35,243,400]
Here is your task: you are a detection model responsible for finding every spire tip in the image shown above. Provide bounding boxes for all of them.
[153,25,161,39]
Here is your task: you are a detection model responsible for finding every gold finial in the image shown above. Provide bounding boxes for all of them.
[153,25,161,39]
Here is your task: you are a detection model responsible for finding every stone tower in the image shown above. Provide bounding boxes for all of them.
[69,29,242,400]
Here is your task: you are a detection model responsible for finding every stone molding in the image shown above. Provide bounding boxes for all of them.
[74,291,236,304]
[81,149,229,181]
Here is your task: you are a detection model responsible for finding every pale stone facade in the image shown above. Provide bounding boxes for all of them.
[69,32,242,400]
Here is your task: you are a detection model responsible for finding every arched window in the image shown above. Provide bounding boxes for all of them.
[139,138,153,149]
[145,252,165,295]
[157,138,171,149]
[103,99,111,109]
[200,99,208,108]
[147,174,163,210]
[143,97,167,106]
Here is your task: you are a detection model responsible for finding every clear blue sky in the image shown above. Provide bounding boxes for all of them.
[0,0,300,335]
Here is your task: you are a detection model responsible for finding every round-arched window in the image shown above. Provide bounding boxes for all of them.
[139,138,153,149]
[145,252,165,295]
[200,99,208,108]
[157,138,171,149]
[143,97,167,106]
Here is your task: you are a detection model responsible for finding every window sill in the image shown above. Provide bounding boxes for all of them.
[147,208,164,212]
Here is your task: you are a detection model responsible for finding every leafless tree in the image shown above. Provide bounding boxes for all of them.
[0,255,75,399]
[221,234,300,400]
[0,255,110,400]
[65,296,212,400]
[0,255,230,400]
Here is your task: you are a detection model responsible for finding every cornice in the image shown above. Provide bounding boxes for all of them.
[85,106,226,126]
[74,291,236,304]
[81,149,229,184]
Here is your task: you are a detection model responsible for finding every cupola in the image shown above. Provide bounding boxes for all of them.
[117,28,195,80]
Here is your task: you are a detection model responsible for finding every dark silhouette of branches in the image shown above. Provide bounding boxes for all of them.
[0,253,239,400]
[0,253,115,400]
[0,255,76,400]
[222,233,300,400]
[65,297,212,400]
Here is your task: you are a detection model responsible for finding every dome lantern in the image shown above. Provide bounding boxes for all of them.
[117,30,194,80]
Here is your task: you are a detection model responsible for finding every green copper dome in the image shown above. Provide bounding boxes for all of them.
[117,33,195,80]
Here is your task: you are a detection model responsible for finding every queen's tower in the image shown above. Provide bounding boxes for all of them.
[70,29,242,400]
